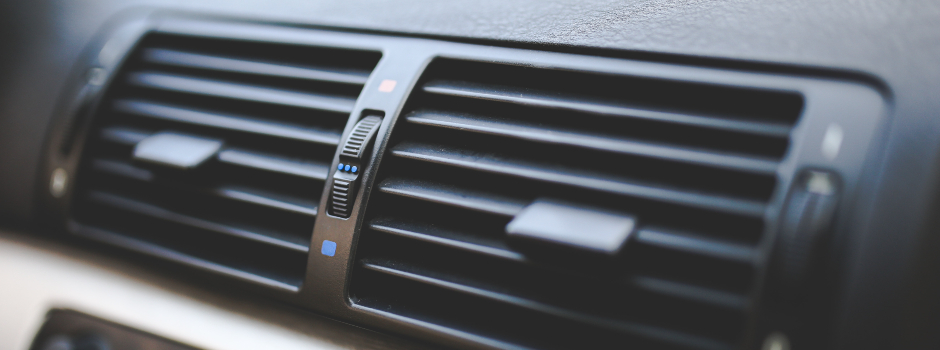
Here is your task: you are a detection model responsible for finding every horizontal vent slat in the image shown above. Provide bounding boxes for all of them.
[368,216,751,268]
[378,177,527,217]
[72,223,301,292]
[96,128,332,181]
[423,80,791,138]
[391,142,767,217]
[127,72,356,114]
[92,158,154,181]
[635,228,756,263]
[217,149,330,180]
[91,159,318,217]
[87,190,310,253]
[113,99,342,145]
[95,135,331,182]
[370,218,525,262]
[368,217,749,310]
[213,186,318,217]
[630,276,747,310]
[406,111,779,174]
[142,48,370,85]
[100,126,150,145]
[360,261,731,350]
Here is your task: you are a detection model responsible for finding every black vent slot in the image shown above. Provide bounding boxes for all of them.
[352,59,802,349]
[71,33,381,291]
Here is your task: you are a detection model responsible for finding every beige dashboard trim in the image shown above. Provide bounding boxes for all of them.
[0,231,425,350]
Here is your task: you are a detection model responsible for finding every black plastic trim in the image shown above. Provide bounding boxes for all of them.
[38,13,890,350]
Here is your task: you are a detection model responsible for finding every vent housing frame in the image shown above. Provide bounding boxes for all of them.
[39,15,890,350]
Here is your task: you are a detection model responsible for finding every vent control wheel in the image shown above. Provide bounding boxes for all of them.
[330,115,383,218]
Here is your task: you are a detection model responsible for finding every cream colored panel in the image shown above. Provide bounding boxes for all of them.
[0,232,421,350]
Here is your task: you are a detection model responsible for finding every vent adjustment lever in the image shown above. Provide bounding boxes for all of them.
[132,132,223,169]
[329,116,383,218]
[773,170,840,299]
[506,199,637,257]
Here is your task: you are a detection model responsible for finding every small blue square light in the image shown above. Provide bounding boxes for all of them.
[321,240,337,257]
[337,163,344,170]
[351,166,358,173]
[344,164,351,171]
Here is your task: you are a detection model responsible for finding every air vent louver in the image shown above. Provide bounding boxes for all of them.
[352,59,803,349]
[71,33,380,291]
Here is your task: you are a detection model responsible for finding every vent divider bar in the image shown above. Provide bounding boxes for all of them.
[142,48,370,85]
[423,80,792,137]
[126,72,357,114]
[406,112,780,174]
[113,99,343,145]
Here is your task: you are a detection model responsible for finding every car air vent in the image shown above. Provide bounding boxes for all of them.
[69,33,381,292]
[351,59,803,349]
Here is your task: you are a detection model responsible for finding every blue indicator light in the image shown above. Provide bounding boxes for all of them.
[351,166,358,173]
[344,164,351,171]
[337,163,344,170]
[321,240,337,257]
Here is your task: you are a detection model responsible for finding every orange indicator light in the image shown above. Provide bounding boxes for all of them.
[378,79,397,92]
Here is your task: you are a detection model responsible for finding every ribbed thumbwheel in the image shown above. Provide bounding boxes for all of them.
[329,115,384,218]
[330,177,353,217]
